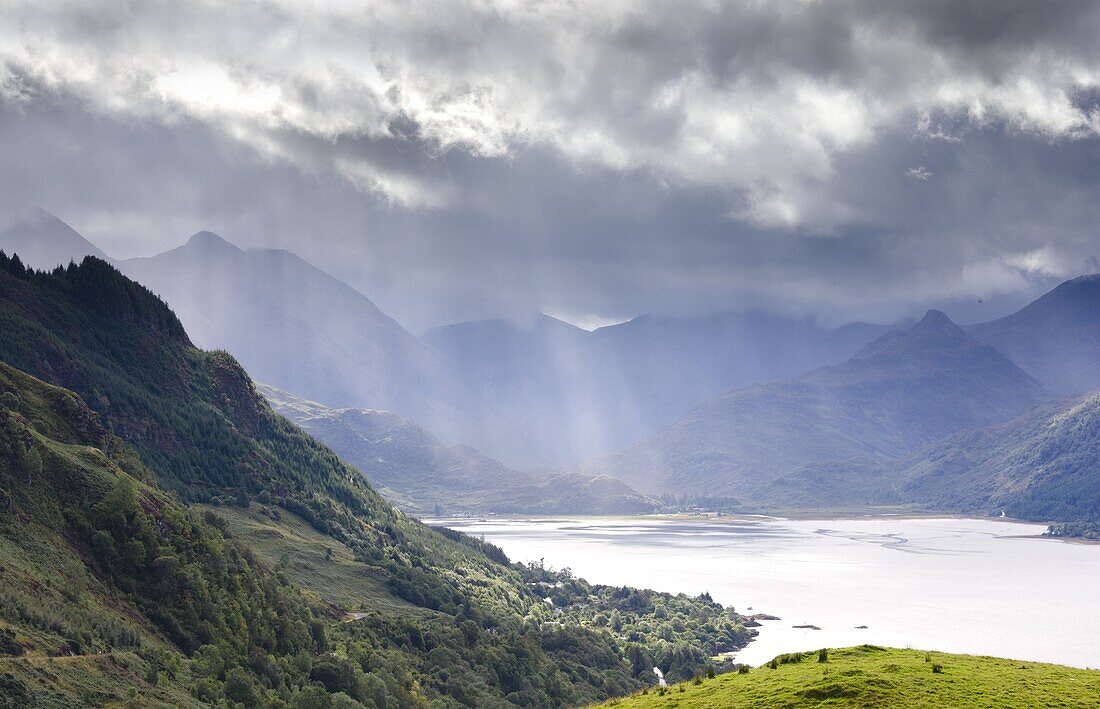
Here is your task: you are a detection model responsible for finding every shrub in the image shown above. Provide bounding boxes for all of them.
[0,628,24,656]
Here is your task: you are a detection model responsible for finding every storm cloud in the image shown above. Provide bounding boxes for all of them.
[1,0,1099,329]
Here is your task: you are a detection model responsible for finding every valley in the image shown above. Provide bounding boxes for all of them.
[0,219,1097,708]
[4,6,1100,706]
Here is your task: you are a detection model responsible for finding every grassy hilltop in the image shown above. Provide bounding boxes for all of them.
[598,646,1100,708]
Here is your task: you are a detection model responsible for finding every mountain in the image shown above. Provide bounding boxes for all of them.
[0,253,750,705]
[261,383,657,515]
[585,311,1048,498]
[0,207,109,269]
[968,274,1100,395]
[116,230,535,463]
[893,389,1100,521]
[426,312,895,463]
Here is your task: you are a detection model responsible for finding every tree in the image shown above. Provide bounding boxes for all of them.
[223,667,262,707]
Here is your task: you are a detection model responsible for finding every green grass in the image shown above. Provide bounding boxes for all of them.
[597,646,1100,708]
[0,652,201,708]
[195,503,428,616]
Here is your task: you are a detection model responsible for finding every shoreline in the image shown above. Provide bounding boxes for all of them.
[428,509,1051,528]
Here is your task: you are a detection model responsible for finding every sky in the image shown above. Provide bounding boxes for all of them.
[1,0,1099,331]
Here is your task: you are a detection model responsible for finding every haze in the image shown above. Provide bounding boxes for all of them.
[3,1,1100,331]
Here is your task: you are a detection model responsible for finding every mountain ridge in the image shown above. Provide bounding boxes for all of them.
[967,273,1100,395]
[0,208,110,269]
[584,310,1047,498]
[426,309,899,462]
[116,228,546,465]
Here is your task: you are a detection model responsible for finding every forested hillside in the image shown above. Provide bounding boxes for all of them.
[0,252,749,707]
[0,362,323,706]
[895,390,1100,522]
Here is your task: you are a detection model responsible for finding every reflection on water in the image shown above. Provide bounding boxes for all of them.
[434,516,1100,669]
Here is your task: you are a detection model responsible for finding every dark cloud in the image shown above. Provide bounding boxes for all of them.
[1,1,1098,330]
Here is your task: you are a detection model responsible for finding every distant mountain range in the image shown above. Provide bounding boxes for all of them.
[585,310,1048,499]
[261,383,656,515]
[426,311,896,462]
[117,231,531,460]
[0,210,901,466]
[1,209,1097,525]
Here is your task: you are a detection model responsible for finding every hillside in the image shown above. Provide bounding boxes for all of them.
[969,274,1100,396]
[260,384,656,516]
[763,389,1100,523]
[0,253,748,706]
[586,311,1047,498]
[894,390,1100,522]
[0,361,327,707]
[597,646,1100,708]
[426,312,893,463]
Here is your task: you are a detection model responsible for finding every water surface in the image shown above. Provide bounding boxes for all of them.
[436,516,1100,668]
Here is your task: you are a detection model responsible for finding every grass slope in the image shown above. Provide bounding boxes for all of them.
[598,646,1100,708]
[194,503,425,616]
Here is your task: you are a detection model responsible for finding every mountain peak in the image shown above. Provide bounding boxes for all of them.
[915,309,956,329]
[185,230,242,253]
[184,229,240,251]
[0,207,109,268]
[24,206,64,226]
[853,308,969,361]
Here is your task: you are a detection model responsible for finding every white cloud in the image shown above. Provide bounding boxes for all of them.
[1,0,1099,229]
